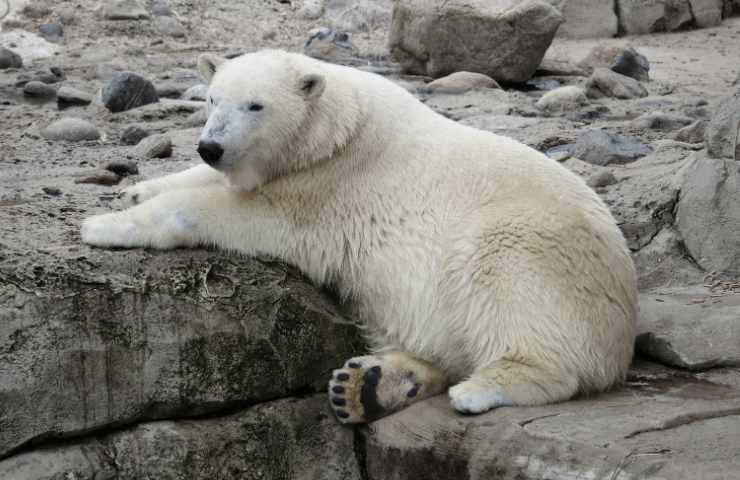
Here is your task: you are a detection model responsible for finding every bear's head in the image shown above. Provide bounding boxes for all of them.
[196,50,345,190]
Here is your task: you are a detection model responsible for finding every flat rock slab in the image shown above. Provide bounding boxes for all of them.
[637,287,740,370]
[0,395,362,480]
[0,137,364,458]
[365,361,740,480]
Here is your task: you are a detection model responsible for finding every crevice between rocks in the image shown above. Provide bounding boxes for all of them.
[353,427,370,480]
[624,406,740,439]
[1,386,318,463]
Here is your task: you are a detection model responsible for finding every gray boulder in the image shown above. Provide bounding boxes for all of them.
[102,72,159,113]
[617,0,693,34]
[536,86,588,113]
[389,0,563,83]
[585,68,648,99]
[132,133,173,158]
[102,0,150,20]
[631,112,694,131]
[610,46,650,81]
[40,117,100,142]
[574,129,650,166]
[637,288,740,370]
[671,120,708,143]
[423,71,500,94]
[57,86,93,107]
[690,0,724,27]
[0,153,364,457]
[544,0,618,38]
[676,153,740,273]
[0,396,361,480]
[0,47,23,69]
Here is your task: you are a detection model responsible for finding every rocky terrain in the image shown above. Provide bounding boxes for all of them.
[1,0,740,479]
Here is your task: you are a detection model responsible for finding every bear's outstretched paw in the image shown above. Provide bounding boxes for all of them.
[81,214,140,248]
[328,355,424,424]
[448,381,512,415]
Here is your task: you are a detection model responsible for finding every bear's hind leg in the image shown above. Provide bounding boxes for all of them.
[449,359,579,414]
[329,352,448,424]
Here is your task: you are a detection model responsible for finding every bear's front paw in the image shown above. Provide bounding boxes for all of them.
[119,182,161,207]
[81,214,140,248]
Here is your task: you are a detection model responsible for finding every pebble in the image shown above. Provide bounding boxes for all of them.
[151,0,174,16]
[424,72,500,94]
[57,86,93,107]
[587,170,618,188]
[536,86,588,113]
[610,47,650,82]
[42,187,63,196]
[57,7,77,25]
[102,72,159,113]
[574,129,649,166]
[0,48,23,69]
[39,23,64,43]
[105,161,139,177]
[75,171,122,187]
[585,68,647,100]
[133,134,172,158]
[154,16,186,38]
[103,0,150,20]
[120,125,151,145]
[23,81,57,98]
[41,118,100,142]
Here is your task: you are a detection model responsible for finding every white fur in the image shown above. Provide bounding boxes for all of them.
[82,50,638,414]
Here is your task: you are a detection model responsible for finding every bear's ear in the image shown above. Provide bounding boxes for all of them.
[197,54,225,83]
[298,73,325,100]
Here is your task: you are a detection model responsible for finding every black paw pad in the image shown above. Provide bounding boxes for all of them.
[407,384,421,398]
[332,385,345,394]
[360,366,385,420]
[347,362,361,369]
[335,409,350,419]
[336,372,349,382]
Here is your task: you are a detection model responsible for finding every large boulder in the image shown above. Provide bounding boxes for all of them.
[364,361,740,480]
[616,0,694,34]
[676,153,740,274]
[389,0,563,83]
[689,0,725,27]
[545,0,618,38]
[0,129,365,458]
[0,396,362,480]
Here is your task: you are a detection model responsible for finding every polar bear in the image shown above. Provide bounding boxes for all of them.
[82,50,637,423]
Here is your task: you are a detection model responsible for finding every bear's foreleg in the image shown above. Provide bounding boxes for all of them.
[81,185,289,252]
[448,359,579,414]
[328,352,448,424]
[119,164,226,207]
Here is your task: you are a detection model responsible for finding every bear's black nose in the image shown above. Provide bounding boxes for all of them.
[198,140,224,166]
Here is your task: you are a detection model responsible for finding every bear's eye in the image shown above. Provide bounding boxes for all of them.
[248,103,264,112]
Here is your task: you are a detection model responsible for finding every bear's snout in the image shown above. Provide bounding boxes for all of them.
[198,140,224,167]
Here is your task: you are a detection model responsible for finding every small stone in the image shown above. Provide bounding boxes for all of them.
[120,125,151,146]
[57,7,77,25]
[102,72,159,113]
[535,57,589,77]
[585,68,647,100]
[105,161,139,177]
[0,48,23,70]
[21,2,52,18]
[75,171,122,186]
[544,144,576,162]
[151,0,174,16]
[39,23,64,42]
[574,130,649,166]
[42,187,62,196]
[298,0,325,19]
[424,72,500,94]
[262,30,277,41]
[133,134,172,158]
[181,84,208,102]
[102,0,150,20]
[631,112,694,131]
[23,81,57,98]
[610,47,649,82]
[57,86,93,107]
[154,16,186,38]
[41,118,100,142]
[304,28,359,64]
[587,170,617,188]
[536,86,588,114]
[671,120,707,144]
